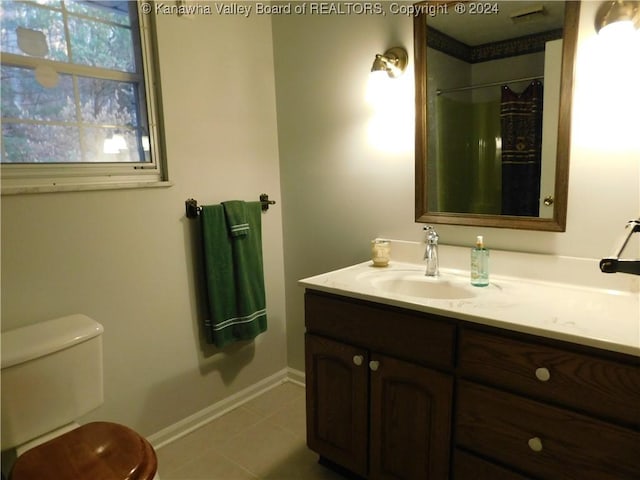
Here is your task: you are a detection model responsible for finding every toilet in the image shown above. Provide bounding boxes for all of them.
[1,314,159,480]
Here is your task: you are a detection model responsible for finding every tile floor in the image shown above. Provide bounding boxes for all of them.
[156,382,347,480]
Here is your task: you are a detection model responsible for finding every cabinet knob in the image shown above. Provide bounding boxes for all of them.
[535,367,551,382]
[528,437,543,452]
[353,355,364,366]
[369,360,380,371]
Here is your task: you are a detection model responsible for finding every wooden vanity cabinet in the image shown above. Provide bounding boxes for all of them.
[304,290,640,480]
[305,291,455,480]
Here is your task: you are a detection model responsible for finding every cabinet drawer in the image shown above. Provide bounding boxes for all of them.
[453,449,533,480]
[459,328,640,426]
[305,291,455,369]
[456,380,640,480]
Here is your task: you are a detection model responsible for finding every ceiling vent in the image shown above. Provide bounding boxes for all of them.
[510,5,547,23]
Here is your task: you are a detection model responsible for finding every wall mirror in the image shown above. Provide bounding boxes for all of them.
[414,1,580,231]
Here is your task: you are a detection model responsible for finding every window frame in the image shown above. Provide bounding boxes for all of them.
[1,1,169,194]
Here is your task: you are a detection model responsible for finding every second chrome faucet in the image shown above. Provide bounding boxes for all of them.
[424,226,439,276]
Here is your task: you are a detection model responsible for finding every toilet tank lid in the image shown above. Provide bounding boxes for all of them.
[1,314,104,369]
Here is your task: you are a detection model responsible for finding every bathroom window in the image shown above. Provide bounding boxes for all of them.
[0,0,167,192]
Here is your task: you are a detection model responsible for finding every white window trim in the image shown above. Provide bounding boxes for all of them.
[1,2,170,195]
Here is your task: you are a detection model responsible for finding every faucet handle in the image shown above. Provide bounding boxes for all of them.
[423,225,438,244]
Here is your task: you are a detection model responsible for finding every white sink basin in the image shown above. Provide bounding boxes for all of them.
[360,270,478,299]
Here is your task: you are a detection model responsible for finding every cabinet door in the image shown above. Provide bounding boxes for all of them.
[305,334,369,478]
[369,354,453,480]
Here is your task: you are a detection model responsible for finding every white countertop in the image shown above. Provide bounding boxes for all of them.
[299,251,640,357]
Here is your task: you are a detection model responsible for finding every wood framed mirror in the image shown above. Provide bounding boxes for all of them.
[414,1,581,231]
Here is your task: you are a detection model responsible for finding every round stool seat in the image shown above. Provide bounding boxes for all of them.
[10,422,157,480]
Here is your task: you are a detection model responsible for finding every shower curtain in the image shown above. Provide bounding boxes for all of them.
[435,96,501,214]
[436,96,472,213]
[500,80,543,217]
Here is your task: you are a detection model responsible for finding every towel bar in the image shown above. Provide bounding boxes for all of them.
[185,194,276,218]
[600,218,640,276]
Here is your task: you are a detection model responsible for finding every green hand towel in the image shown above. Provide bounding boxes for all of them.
[222,200,250,237]
[201,202,267,347]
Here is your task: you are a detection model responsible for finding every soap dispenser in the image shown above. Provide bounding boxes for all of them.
[471,235,489,287]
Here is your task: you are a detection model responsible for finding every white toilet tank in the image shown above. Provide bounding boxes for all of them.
[1,314,104,450]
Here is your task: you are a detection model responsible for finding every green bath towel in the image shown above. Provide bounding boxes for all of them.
[200,201,267,347]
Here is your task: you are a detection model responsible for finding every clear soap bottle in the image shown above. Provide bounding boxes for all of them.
[471,235,489,287]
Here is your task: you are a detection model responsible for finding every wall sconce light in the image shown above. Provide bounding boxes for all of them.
[367,46,412,152]
[595,1,640,34]
[370,47,408,78]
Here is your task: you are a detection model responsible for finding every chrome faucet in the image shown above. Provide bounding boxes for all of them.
[423,226,439,276]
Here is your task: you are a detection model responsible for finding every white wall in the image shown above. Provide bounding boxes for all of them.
[273,10,415,373]
[274,2,640,372]
[1,10,287,437]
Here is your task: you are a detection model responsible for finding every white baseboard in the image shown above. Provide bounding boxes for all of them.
[287,367,305,386]
[148,368,305,449]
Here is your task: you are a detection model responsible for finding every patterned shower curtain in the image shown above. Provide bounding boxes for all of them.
[500,80,543,217]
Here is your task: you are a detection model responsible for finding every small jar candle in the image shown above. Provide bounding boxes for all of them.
[371,240,391,267]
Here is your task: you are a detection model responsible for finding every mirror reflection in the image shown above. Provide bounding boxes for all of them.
[415,1,580,231]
